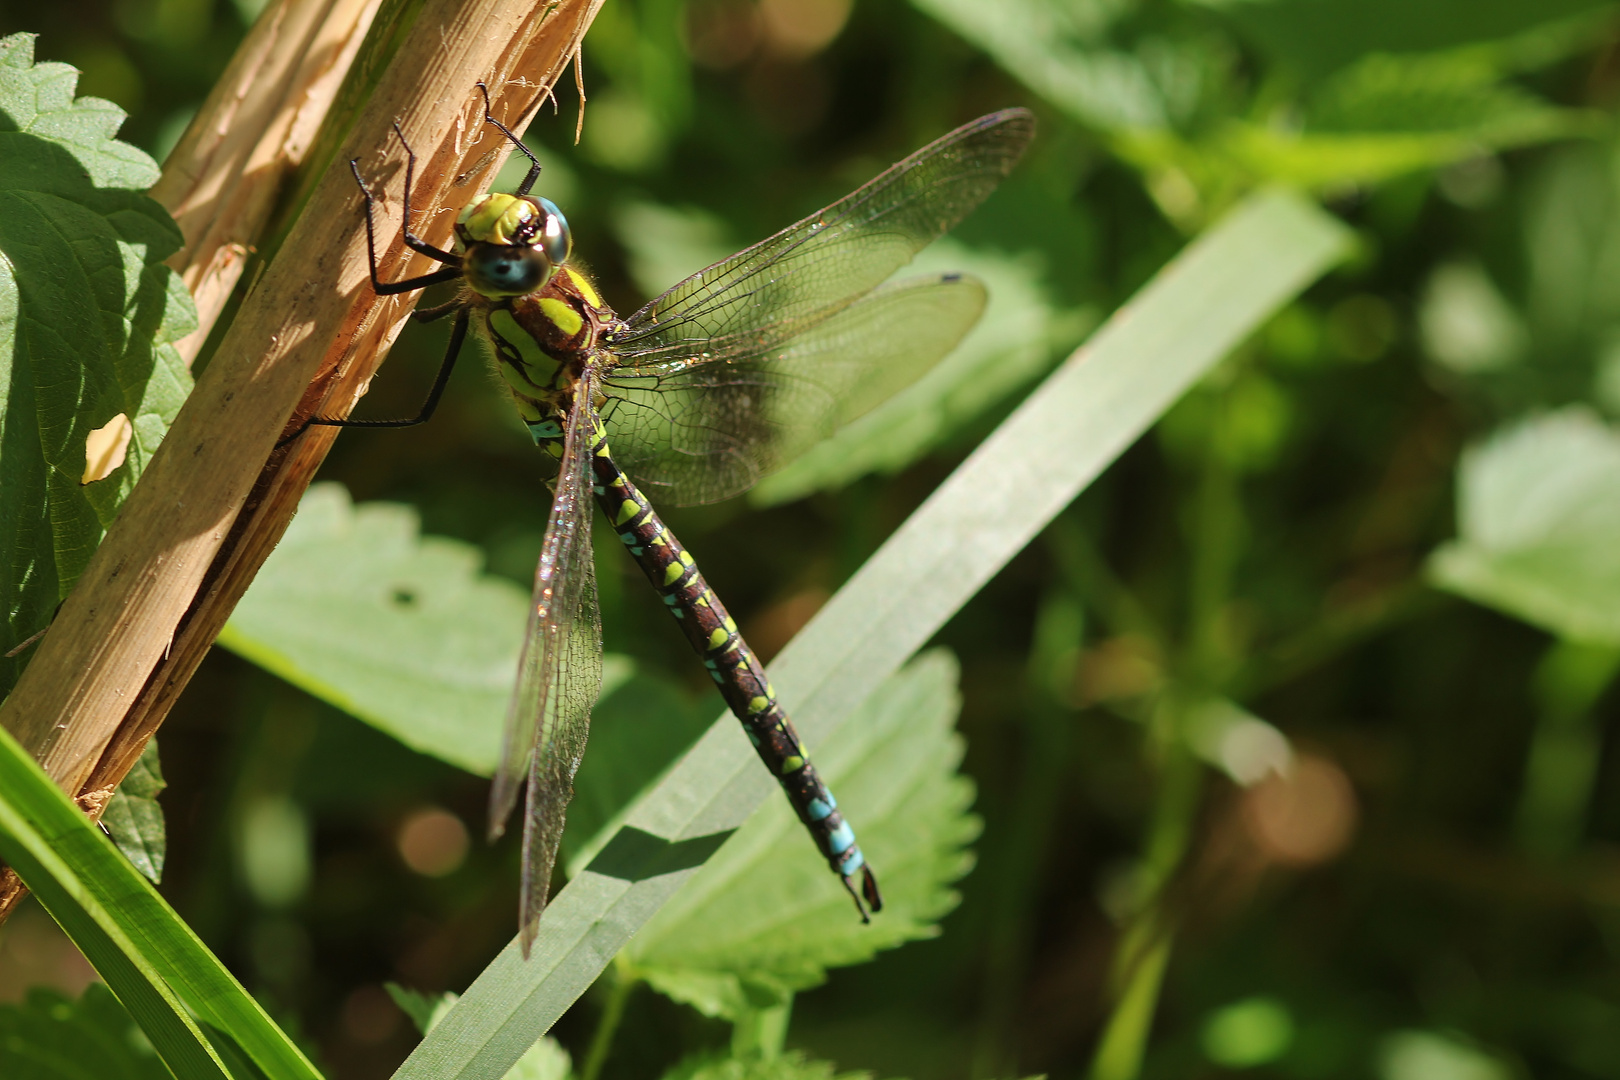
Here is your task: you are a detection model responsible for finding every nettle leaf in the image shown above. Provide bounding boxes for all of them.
[0,33,197,697]
[1220,54,1597,189]
[103,736,167,883]
[1195,0,1612,82]
[1306,53,1595,141]
[626,651,976,1020]
[220,483,631,775]
[752,240,1089,506]
[912,0,1226,134]
[660,1051,871,1080]
[0,983,173,1080]
[1428,407,1620,644]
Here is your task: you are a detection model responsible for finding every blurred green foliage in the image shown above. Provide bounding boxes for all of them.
[0,983,173,1080]
[9,0,1620,1079]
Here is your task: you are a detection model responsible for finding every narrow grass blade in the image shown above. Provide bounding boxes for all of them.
[391,188,1352,1080]
[0,725,323,1080]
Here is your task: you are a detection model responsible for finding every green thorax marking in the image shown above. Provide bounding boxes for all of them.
[473,266,617,432]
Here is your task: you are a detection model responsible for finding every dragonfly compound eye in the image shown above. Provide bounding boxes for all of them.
[465,242,556,298]
[536,198,572,268]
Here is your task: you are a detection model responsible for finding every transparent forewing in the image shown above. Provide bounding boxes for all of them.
[601,273,988,505]
[486,385,604,953]
[608,109,1034,371]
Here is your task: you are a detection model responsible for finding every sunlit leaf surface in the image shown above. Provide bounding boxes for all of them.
[221,483,631,776]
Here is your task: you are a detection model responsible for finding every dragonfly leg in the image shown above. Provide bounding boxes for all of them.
[349,159,463,295]
[477,81,543,197]
[389,121,460,264]
[413,297,465,323]
[280,306,470,443]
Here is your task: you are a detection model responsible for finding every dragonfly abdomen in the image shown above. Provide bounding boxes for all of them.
[589,433,882,920]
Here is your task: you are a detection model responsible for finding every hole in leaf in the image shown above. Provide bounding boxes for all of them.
[83,413,133,484]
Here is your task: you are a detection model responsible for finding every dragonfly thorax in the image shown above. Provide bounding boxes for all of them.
[477,264,618,432]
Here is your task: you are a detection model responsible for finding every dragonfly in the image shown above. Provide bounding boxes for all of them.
[307,90,1034,952]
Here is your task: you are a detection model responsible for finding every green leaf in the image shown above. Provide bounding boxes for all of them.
[0,721,322,1080]
[1200,53,1598,191]
[1429,407,1620,644]
[0,33,197,697]
[502,1035,572,1080]
[628,651,974,1019]
[752,240,1092,505]
[1195,0,1614,81]
[219,483,633,776]
[1519,140,1620,359]
[660,1050,871,1080]
[910,0,1182,132]
[102,737,166,883]
[387,984,448,1035]
[1419,261,1528,375]
[1377,1030,1514,1080]
[1306,54,1568,136]
[0,983,173,1080]
[387,190,1351,1080]
[1200,996,1295,1069]
[922,1,1596,199]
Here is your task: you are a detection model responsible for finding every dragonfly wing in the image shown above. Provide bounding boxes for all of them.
[609,109,1033,369]
[601,272,987,505]
[487,387,604,954]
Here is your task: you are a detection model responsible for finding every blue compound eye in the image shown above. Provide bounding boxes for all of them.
[536,198,571,268]
[465,242,553,298]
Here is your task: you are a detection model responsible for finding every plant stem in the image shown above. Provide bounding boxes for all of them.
[732,996,794,1060]
[972,589,1082,1076]
[1087,915,1175,1080]
[580,960,636,1080]
[1514,639,1620,856]
[1089,369,1248,1079]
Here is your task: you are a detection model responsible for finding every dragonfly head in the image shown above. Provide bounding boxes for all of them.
[457,192,572,298]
